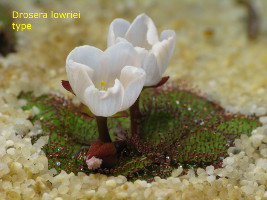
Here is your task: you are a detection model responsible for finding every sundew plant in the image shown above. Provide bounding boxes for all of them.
[21,13,260,181]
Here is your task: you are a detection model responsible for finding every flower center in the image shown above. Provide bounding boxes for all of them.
[100,81,107,90]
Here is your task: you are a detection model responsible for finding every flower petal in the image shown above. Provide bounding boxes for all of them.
[160,30,176,62]
[107,18,130,47]
[152,30,176,75]
[119,66,146,111]
[104,42,140,85]
[67,64,94,105]
[67,45,103,72]
[114,37,129,44]
[67,46,111,88]
[66,60,94,92]
[125,13,159,48]
[135,48,161,86]
[66,59,94,80]
[83,79,124,117]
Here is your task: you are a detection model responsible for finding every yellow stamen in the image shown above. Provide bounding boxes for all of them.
[100,81,107,90]
[101,81,106,87]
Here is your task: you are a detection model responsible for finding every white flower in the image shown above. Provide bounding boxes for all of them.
[108,13,176,86]
[66,42,146,117]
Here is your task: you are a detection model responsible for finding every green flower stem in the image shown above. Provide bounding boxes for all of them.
[96,116,111,143]
[130,96,141,136]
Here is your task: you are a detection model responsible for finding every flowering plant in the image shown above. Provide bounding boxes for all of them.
[62,13,175,169]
